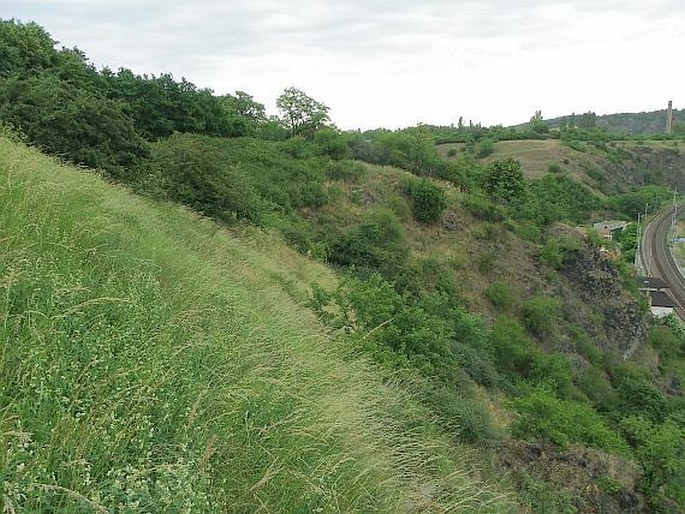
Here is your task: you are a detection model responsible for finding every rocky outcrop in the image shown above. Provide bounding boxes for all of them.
[494,441,648,513]
[561,241,648,358]
[605,146,685,193]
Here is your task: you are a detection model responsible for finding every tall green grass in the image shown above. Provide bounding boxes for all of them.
[0,136,509,512]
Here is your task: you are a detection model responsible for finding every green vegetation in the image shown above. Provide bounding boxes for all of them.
[0,135,509,512]
[481,157,526,206]
[511,388,629,452]
[407,177,448,223]
[3,18,685,512]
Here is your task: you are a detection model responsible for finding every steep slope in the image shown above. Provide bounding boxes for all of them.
[0,135,508,512]
[439,139,685,195]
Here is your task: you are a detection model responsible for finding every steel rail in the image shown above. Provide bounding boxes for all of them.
[641,206,685,319]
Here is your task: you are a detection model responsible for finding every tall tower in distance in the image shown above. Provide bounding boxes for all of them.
[666,100,673,134]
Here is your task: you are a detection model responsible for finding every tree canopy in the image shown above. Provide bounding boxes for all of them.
[276,87,331,137]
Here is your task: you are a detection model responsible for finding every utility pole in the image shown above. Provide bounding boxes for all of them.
[635,212,643,274]
[673,189,679,241]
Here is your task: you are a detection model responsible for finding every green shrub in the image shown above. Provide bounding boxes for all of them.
[649,320,685,363]
[572,326,603,365]
[539,238,563,269]
[521,476,577,514]
[475,138,494,158]
[324,160,367,181]
[510,388,629,453]
[462,193,506,221]
[327,208,409,276]
[577,366,618,411]
[309,274,459,379]
[385,194,412,222]
[506,220,542,243]
[452,342,500,388]
[485,281,518,311]
[620,416,685,511]
[446,147,458,157]
[408,178,448,223]
[547,162,562,173]
[523,295,560,338]
[490,319,572,395]
[616,376,667,423]
[522,175,604,226]
[152,135,267,223]
[482,157,526,205]
[476,251,496,274]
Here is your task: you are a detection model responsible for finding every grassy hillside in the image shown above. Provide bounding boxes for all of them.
[439,138,685,195]
[438,140,586,180]
[0,134,509,512]
[3,19,685,512]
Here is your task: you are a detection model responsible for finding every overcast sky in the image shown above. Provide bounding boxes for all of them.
[4,1,684,129]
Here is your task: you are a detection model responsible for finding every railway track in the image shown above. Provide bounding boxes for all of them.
[641,206,685,319]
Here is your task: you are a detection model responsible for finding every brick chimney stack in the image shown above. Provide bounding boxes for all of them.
[666,100,673,134]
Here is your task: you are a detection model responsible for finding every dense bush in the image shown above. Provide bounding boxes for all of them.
[609,185,672,219]
[408,178,448,223]
[615,376,667,423]
[620,414,685,510]
[490,318,572,395]
[425,387,499,442]
[523,295,560,338]
[576,366,618,411]
[519,175,604,226]
[309,274,494,384]
[327,208,409,276]
[0,73,149,174]
[511,388,629,452]
[462,193,506,221]
[485,281,518,311]
[481,158,526,205]
[475,138,494,158]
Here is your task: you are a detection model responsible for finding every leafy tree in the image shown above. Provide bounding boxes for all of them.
[528,111,549,136]
[481,157,526,205]
[276,87,330,137]
[0,73,148,173]
[218,91,267,136]
[0,19,56,77]
[231,90,266,121]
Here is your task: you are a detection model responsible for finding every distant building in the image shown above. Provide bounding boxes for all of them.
[636,276,675,317]
[593,220,630,240]
[649,291,675,318]
[636,276,668,292]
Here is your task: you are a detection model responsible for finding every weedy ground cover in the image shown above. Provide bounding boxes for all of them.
[0,136,508,512]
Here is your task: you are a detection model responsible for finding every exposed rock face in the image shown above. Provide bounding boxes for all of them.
[561,241,648,358]
[494,441,648,514]
[606,146,685,193]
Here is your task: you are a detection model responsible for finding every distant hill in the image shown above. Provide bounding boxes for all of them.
[515,107,683,136]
